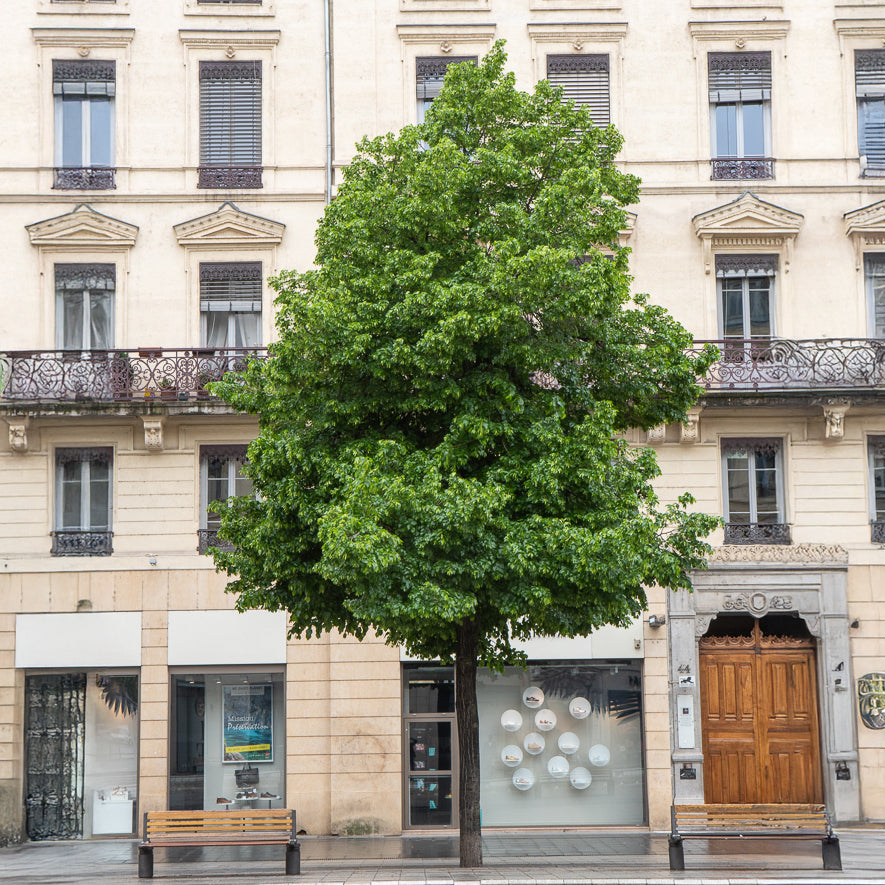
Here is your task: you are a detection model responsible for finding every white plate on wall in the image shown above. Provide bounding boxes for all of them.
[534,709,557,731]
[522,686,544,709]
[547,755,569,779]
[569,697,590,719]
[523,732,546,755]
[588,744,611,767]
[501,745,523,767]
[569,766,592,790]
[500,709,523,732]
[512,768,535,790]
[558,732,579,754]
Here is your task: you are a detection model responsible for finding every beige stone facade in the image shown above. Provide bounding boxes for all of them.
[2,0,885,845]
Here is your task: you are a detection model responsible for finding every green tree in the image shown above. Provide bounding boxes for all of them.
[212,43,718,867]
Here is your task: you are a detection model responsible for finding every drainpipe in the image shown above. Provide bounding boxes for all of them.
[323,0,333,204]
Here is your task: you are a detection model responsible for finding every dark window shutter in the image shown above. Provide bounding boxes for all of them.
[200,262,262,312]
[857,51,885,172]
[547,55,610,126]
[416,56,477,101]
[199,61,262,166]
[708,52,771,102]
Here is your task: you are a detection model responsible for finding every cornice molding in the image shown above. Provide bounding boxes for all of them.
[526,22,629,42]
[174,201,285,247]
[688,20,791,41]
[26,204,138,248]
[707,543,849,564]
[396,23,497,45]
[32,27,135,48]
[178,29,281,50]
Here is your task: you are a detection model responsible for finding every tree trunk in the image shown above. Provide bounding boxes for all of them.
[455,618,482,867]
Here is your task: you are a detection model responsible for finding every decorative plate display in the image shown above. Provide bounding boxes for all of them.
[500,709,523,732]
[523,732,546,755]
[522,686,544,709]
[557,732,579,755]
[569,766,592,790]
[501,745,523,767]
[547,755,569,779]
[534,709,557,731]
[512,768,535,791]
[568,697,591,720]
[588,744,611,767]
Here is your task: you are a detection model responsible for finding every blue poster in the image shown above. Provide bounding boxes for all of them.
[222,684,273,762]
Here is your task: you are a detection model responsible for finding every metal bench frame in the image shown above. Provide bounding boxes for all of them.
[138,808,300,878]
[669,803,841,872]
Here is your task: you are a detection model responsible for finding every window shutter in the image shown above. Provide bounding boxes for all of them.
[856,50,885,97]
[708,52,771,103]
[52,59,116,97]
[416,57,476,101]
[199,61,262,166]
[857,51,885,173]
[547,55,610,126]
[200,262,262,312]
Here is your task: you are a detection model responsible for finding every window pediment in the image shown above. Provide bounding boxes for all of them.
[173,202,284,247]
[26,204,138,248]
[845,198,885,268]
[693,192,803,274]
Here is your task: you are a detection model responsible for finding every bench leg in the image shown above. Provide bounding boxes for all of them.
[286,840,301,875]
[138,846,154,879]
[668,836,685,872]
[822,837,842,871]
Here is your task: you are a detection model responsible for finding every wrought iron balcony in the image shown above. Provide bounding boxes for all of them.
[0,347,266,404]
[53,167,116,190]
[50,530,113,556]
[198,166,263,189]
[693,338,885,392]
[710,157,774,180]
[872,522,885,544]
[723,522,791,545]
[197,528,235,555]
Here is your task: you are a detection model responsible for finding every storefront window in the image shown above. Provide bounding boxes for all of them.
[169,671,284,811]
[477,661,644,826]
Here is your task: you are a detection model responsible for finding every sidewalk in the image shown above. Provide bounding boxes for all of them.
[2,829,885,885]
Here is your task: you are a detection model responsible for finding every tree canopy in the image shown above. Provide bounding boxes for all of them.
[211,43,718,865]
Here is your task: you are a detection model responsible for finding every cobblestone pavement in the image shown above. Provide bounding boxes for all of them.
[1,829,885,885]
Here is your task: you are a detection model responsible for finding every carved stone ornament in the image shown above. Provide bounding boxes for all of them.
[646,424,666,444]
[858,673,885,729]
[440,41,453,54]
[707,543,848,564]
[573,40,584,52]
[226,45,236,59]
[681,407,702,444]
[78,47,91,58]
[142,417,165,452]
[721,592,793,615]
[8,420,29,453]
[735,38,746,50]
[823,401,850,440]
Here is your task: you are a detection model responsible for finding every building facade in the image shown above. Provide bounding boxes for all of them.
[1,0,885,844]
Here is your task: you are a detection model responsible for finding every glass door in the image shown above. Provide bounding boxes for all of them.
[402,665,456,828]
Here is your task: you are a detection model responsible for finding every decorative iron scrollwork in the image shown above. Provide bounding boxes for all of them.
[197,166,262,189]
[197,529,235,555]
[711,158,774,180]
[723,522,791,545]
[50,530,113,556]
[53,167,116,190]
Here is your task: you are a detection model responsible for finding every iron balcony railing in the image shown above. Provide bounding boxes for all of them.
[692,338,885,392]
[0,347,266,403]
[4,339,885,404]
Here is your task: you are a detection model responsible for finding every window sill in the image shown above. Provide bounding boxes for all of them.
[723,523,791,545]
[711,158,774,180]
[53,167,116,190]
[50,530,114,556]
[197,167,263,189]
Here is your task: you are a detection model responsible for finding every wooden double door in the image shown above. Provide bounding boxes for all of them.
[699,622,823,804]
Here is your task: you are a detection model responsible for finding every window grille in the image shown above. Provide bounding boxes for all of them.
[546,54,610,127]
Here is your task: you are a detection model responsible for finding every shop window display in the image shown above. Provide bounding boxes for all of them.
[477,661,644,826]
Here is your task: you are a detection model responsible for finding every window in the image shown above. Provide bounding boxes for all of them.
[721,438,789,544]
[708,52,772,180]
[200,262,262,348]
[53,60,115,190]
[716,254,776,353]
[870,438,885,542]
[416,56,476,122]
[546,54,610,126]
[55,263,115,350]
[198,445,251,553]
[865,254,885,337]
[198,0,262,3]
[52,447,113,556]
[198,61,262,189]
[856,50,885,178]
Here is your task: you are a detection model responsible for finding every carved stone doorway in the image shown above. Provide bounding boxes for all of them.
[699,615,823,805]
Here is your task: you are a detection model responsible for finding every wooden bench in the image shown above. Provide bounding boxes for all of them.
[138,809,300,878]
[669,804,841,871]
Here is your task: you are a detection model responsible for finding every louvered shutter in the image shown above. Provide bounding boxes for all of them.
[199,262,262,313]
[199,61,262,166]
[547,55,610,126]
[416,57,477,101]
[857,51,885,173]
[708,52,771,103]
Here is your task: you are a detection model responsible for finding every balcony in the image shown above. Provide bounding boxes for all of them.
[693,338,885,393]
[50,530,113,556]
[723,522,791,545]
[197,166,263,189]
[197,528,235,555]
[710,158,774,180]
[0,347,265,404]
[53,167,116,190]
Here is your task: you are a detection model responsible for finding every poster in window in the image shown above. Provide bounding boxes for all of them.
[222,684,273,762]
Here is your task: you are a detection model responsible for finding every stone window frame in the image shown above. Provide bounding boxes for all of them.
[527,23,628,132]
[37,0,130,15]
[32,29,134,193]
[400,0,489,11]
[184,0,275,17]
[688,20,790,175]
[179,30,280,190]
[529,0,622,11]
[396,24,496,126]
